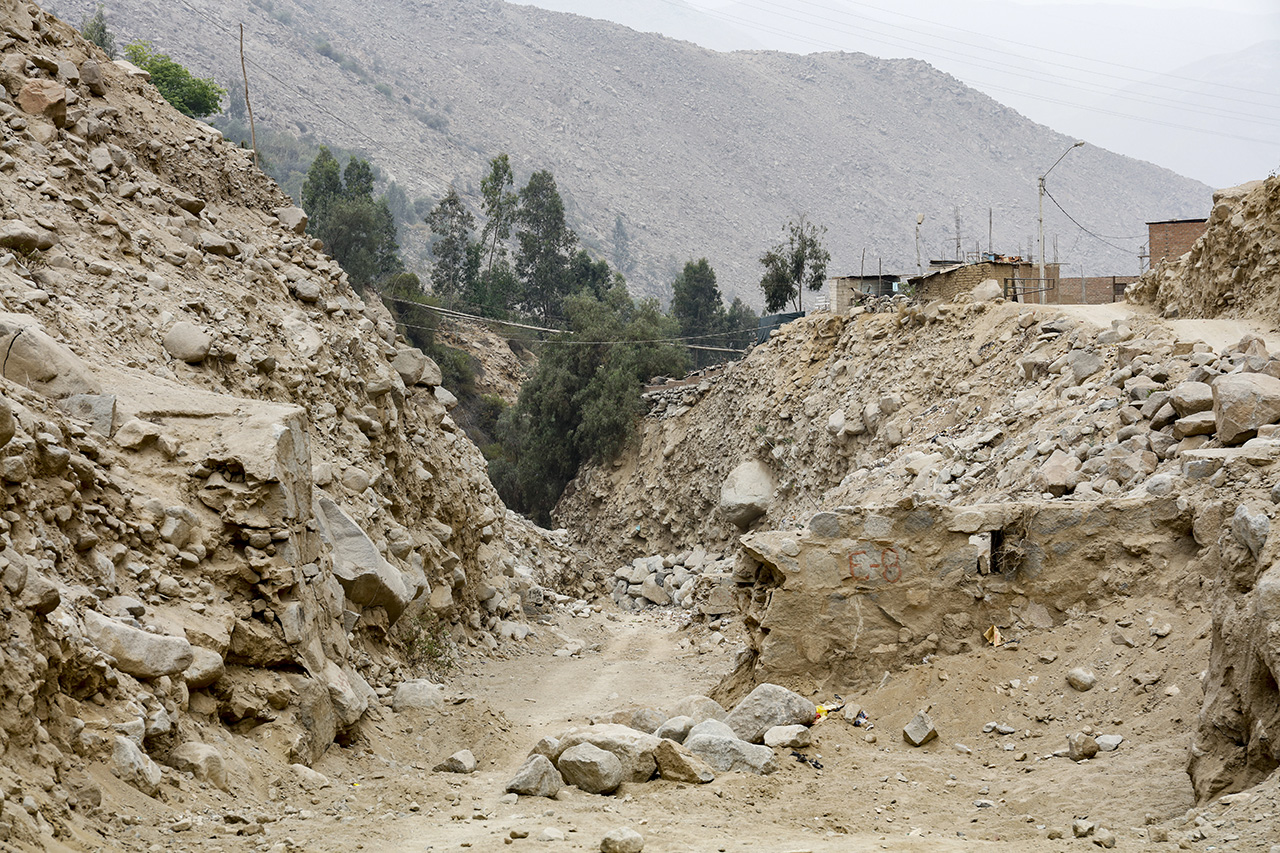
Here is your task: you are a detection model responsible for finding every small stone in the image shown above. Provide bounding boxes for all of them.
[599,826,644,853]
[1067,732,1099,762]
[538,827,566,842]
[1067,667,1097,692]
[902,710,937,747]
[1096,734,1124,752]
[1073,818,1096,838]
[1092,827,1117,848]
[433,749,477,774]
[763,724,811,749]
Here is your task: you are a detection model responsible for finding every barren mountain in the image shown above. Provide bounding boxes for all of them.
[47,0,1209,304]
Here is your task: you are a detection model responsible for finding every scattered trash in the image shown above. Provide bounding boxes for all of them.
[790,751,823,770]
[814,701,844,721]
[984,625,1004,646]
[850,709,873,729]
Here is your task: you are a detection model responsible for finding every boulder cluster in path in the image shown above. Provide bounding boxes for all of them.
[609,547,737,615]
[506,684,820,796]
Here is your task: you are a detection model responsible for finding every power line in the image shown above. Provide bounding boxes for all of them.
[170,0,460,190]
[1041,187,1141,254]
[380,292,758,347]
[662,0,1280,140]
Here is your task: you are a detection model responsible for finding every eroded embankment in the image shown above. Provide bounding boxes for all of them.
[561,176,1280,804]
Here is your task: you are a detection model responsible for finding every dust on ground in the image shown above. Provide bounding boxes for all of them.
[77,587,1278,853]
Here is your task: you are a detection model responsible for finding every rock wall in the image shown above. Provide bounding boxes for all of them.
[1127,175,1280,802]
[734,497,1195,693]
[0,2,578,845]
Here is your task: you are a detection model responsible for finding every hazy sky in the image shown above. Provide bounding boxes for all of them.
[519,0,1280,187]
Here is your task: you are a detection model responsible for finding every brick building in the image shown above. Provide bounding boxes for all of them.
[1053,274,1139,305]
[908,261,1134,305]
[910,260,1059,303]
[828,274,900,313]
[1147,218,1208,267]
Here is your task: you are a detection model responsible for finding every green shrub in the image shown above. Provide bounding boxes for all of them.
[124,42,225,118]
[395,611,457,679]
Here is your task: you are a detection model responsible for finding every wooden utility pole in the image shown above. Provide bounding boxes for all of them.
[240,24,258,168]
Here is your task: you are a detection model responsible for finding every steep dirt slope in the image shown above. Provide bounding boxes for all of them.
[44,0,1209,301]
[1129,177,1280,323]
[559,175,1280,816]
[0,2,585,848]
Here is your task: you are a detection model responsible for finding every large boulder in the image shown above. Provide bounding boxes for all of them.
[0,314,101,398]
[653,738,715,783]
[84,610,193,679]
[1170,381,1214,417]
[557,742,624,795]
[719,461,774,527]
[683,733,776,774]
[505,754,563,797]
[183,646,225,688]
[392,680,445,712]
[0,221,53,253]
[723,683,816,744]
[971,279,1003,302]
[274,206,308,234]
[167,742,229,790]
[1064,350,1104,385]
[1037,449,1081,496]
[16,78,67,127]
[1214,373,1280,445]
[669,695,727,723]
[112,736,161,796]
[554,724,661,783]
[315,497,411,624]
[163,322,213,363]
[391,347,442,386]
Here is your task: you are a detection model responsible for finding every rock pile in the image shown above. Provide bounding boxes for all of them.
[608,548,736,614]
[559,175,1280,808]
[507,684,819,796]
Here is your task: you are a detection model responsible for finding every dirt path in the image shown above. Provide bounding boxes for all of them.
[267,598,1218,853]
[94,596,1269,853]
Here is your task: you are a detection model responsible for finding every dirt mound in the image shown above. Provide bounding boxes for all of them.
[1128,176,1279,322]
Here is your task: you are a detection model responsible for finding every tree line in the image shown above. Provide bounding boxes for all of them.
[291,146,837,524]
[419,155,767,523]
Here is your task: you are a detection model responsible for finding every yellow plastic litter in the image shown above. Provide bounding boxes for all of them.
[984,624,1003,646]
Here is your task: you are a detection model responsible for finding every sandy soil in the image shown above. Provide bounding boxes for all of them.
[72,588,1280,853]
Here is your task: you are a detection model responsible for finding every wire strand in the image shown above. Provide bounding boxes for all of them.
[1041,187,1143,254]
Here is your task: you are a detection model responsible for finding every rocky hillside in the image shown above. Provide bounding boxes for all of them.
[44,0,1208,302]
[1129,177,1279,321]
[558,176,1280,804]
[0,2,587,847]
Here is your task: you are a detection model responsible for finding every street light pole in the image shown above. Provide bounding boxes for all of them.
[915,213,924,276]
[1039,141,1085,290]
